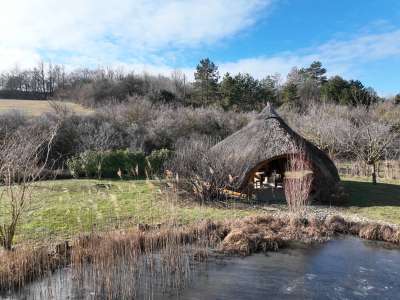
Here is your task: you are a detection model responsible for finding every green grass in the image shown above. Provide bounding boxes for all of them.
[341,176,400,224]
[2,176,400,245]
[0,179,256,244]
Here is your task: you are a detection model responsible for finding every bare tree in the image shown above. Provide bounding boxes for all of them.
[0,125,58,250]
[347,120,399,184]
[289,103,351,159]
[171,70,187,100]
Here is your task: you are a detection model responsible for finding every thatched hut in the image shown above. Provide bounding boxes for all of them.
[209,104,342,204]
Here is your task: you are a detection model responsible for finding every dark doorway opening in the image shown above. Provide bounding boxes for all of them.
[247,155,289,203]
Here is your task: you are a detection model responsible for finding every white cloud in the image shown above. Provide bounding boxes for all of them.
[0,0,270,70]
[219,55,310,78]
[1,0,399,90]
[219,29,400,81]
[317,30,400,63]
[0,47,41,70]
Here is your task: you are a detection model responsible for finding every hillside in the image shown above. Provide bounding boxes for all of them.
[0,99,91,116]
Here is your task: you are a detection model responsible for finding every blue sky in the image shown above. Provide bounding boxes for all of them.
[0,0,399,95]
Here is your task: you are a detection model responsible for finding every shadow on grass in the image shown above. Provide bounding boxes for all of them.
[341,180,400,207]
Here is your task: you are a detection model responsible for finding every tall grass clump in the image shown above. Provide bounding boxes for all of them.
[284,144,314,213]
[0,242,70,292]
[0,220,226,298]
[1,215,400,297]
[69,226,210,299]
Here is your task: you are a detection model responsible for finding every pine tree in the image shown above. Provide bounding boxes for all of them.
[194,58,219,105]
[302,61,327,85]
[394,94,400,105]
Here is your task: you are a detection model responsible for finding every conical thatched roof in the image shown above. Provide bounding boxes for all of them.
[209,103,341,203]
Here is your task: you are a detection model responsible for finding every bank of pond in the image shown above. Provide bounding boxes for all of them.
[1,214,400,299]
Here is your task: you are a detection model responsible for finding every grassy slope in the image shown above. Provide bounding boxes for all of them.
[341,176,400,224]
[1,177,399,245]
[0,99,90,116]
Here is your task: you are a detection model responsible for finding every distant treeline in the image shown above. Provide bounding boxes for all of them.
[1,59,399,109]
[0,62,63,100]
[0,90,48,100]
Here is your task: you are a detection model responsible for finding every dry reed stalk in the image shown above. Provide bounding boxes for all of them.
[0,222,220,296]
[0,243,69,292]
[220,214,400,256]
[69,224,217,299]
[1,215,400,296]
[219,215,330,256]
[324,215,349,233]
[284,144,314,214]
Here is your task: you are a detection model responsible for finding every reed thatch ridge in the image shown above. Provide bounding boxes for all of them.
[209,103,342,204]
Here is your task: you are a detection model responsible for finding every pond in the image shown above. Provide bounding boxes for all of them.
[4,237,400,299]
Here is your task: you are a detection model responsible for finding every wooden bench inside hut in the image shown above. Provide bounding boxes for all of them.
[249,156,288,203]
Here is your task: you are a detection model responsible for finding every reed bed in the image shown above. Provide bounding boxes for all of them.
[219,214,400,256]
[0,220,227,298]
[1,215,399,298]
[68,221,226,299]
[0,242,70,292]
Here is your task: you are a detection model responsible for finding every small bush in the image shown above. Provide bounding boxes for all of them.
[66,149,173,179]
[67,150,147,179]
[146,148,173,176]
[81,151,103,178]
[101,150,146,178]
[66,156,85,178]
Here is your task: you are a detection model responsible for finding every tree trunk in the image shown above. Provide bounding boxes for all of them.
[0,227,14,251]
[3,236,13,251]
[372,162,377,184]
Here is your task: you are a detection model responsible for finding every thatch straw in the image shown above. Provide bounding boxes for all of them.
[209,103,342,204]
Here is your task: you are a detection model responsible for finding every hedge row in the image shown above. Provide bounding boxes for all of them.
[66,149,172,179]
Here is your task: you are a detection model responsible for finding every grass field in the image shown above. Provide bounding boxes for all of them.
[341,176,400,224]
[0,99,91,116]
[0,180,255,244]
[1,177,399,245]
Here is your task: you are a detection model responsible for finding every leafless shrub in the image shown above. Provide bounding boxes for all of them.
[283,103,353,159]
[75,118,127,152]
[0,124,58,250]
[343,106,400,184]
[0,110,28,142]
[48,100,73,117]
[168,136,234,203]
[282,102,400,185]
[145,103,251,151]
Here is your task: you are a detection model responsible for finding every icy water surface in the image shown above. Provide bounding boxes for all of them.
[4,237,400,299]
[165,237,400,300]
